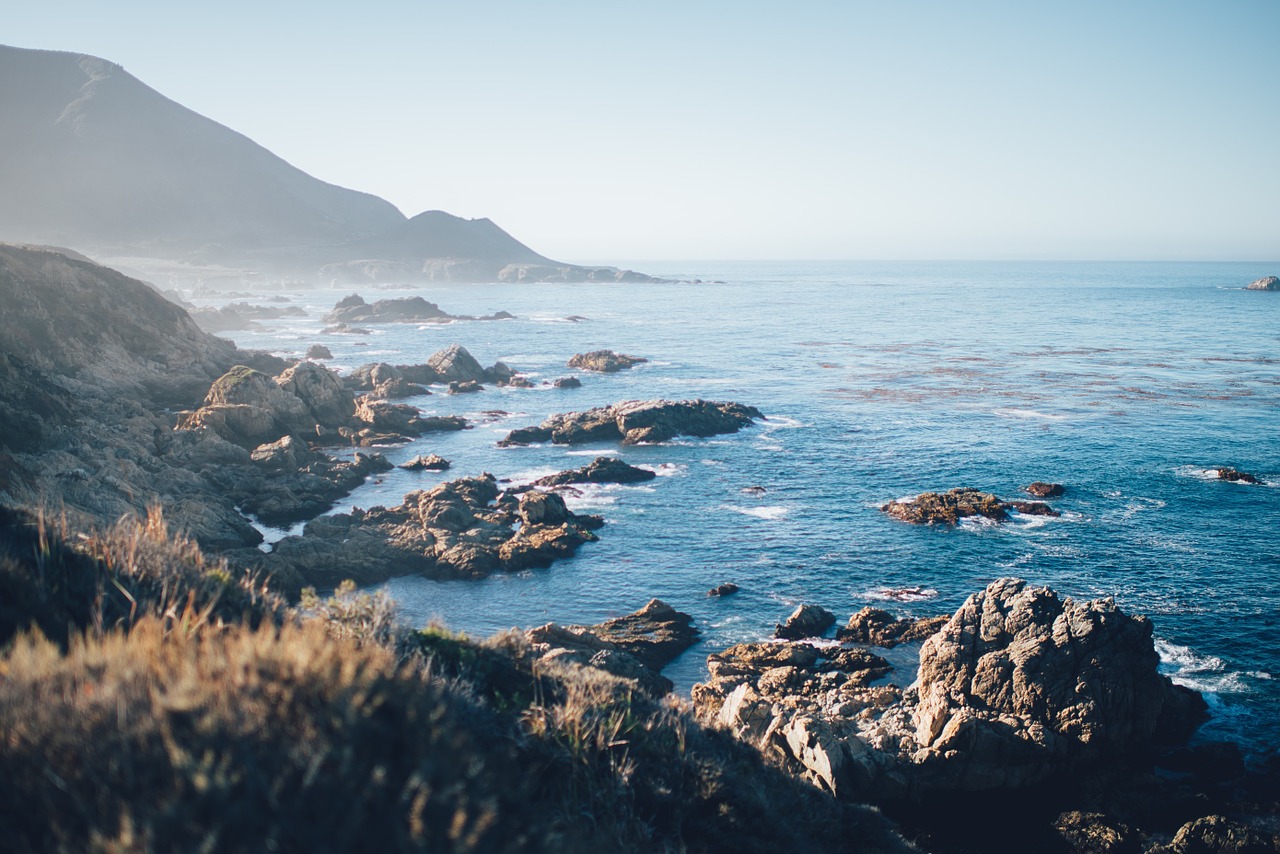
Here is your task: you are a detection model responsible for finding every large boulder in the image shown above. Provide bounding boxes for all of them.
[178,365,312,447]
[1244,275,1279,291]
[427,344,486,383]
[275,361,354,428]
[499,399,764,447]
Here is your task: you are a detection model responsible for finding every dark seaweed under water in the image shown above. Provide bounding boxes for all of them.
[217,261,1280,754]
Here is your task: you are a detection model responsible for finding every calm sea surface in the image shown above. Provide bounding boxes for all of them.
[214,261,1280,753]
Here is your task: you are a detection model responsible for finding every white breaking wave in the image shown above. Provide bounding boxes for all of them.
[992,408,1069,420]
[724,505,790,520]
[1155,638,1257,695]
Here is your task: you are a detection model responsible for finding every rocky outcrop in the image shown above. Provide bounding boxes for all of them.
[552,376,582,389]
[264,475,603,591]
[305,344,333,360]
[499,400,764,447]
[775,604,837,640]
[1216,467,1262,485]
[708,583,740,597]
[531,457,656,488]
[835,608,948,647]
[324,294,514,324]
[1244,275,1280,291]
[567,349,648,373]
[427,344,486,383]
[1024,481,1065,498]
[276,361,355,428]
[881,488,1057,524]
[693,579,1207,802]
[524,600,699,697]
[236,437,392,526]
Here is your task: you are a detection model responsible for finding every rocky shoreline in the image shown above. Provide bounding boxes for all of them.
[2,244,1276,852]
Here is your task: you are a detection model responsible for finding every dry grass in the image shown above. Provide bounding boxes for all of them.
[0,504,913,852]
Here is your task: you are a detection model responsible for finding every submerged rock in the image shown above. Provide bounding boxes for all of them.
[881,487,1058,525]
[567,349,648,373]
[531,457,656,488]
[1216,467,1262,484]
[709,583,740,597]
[1024,481,1065,498]
[499,399,764,447]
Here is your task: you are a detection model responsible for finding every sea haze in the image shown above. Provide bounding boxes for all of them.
[213,260,1280,753]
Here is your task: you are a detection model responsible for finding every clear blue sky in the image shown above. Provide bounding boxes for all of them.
[7,1,1279,262]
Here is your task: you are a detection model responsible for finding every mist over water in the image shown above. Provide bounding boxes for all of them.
[215,260,1280,753]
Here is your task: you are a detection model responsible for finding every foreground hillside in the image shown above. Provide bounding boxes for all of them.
[0,505,911,853]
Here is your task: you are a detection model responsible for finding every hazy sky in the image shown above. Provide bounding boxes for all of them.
[8,1,1280,262]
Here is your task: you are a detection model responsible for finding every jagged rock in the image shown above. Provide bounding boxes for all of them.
[346,362,404,390]
[275,361,354,428]
[693,578,1209,803]
[552,376,582,389]
[499,399,764,447]
[523,601,698,697]
[501,376,534,388]
[567,349,648,372]
[775,604,837,640]
[305,344,333,360]
[1167,815,1275,853]
[400,454,450,472]
[1052,811,1134,853]
[1216,467,1262,485]
[177,365,313,447]
[448,380,484,394]
[237,441,392,526]
[1244,275,1280,291]
[428,344,486,383]
[1025,481,1065,498]
[372,377,430,399]
[531,457,656,488]
[881,487,1058,524]
[709,583,740,597]
[835,608,948,647]
[190,302,306,332]
[352,400,468,438]
[483,361,516,384]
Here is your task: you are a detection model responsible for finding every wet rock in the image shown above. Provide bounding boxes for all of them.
[1244,275,1280,291]
[323,294,450,323]
[345,362,404,391]
[237,444,392,527]
[400,454,450,472]
[305,344,333,360]
[499,399,764,447]
[775,604,837,640]
[552,376,582,388]
[448,380,484,394]
[353,400,468,438]
[483,361,516,384]
[709,583,740,597]
[372,377,430,399]
[1025,481,1065,498]
[835,607,948,647]
[320,323,371,335]
[567,349,649,372]
[742,485,767,495]
[531,457,657,488]
[1216,467,1262,484]
[265,474,601,589]
[881,487,1058,525]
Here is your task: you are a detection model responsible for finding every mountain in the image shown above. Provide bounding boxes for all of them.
[0,44,655,284]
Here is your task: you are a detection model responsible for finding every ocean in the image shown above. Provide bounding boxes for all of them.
[211,260,1280,754]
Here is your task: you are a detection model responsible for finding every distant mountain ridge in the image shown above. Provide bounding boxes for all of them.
[0,44,656,284]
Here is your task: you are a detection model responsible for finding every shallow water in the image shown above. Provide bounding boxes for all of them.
[215,260,1280,753]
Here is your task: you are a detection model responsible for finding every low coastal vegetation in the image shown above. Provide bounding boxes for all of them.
[0,506,910,852]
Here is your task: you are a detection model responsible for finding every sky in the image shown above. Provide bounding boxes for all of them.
[7,1,1280,263]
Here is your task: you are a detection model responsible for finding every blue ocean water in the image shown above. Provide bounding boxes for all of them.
[216,261,1280,753]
